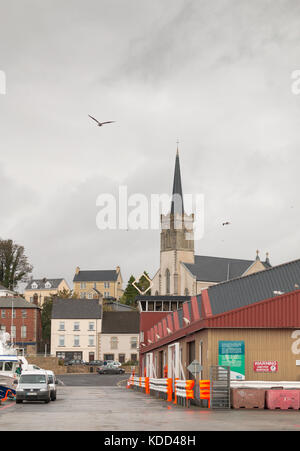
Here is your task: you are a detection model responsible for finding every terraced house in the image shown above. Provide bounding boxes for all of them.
[51,298,102,362]
[73,266,123,300]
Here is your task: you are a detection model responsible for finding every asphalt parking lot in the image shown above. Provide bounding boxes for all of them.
[1,374,300,431]
[58,373,129,386]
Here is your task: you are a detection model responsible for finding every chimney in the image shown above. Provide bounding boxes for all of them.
[116,266,120,274]
[33,293,39,306]
[75,266,80,275]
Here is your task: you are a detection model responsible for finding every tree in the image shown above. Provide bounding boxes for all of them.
[0,239,33,290]
[121,272,152,307]
[51,288,79,299]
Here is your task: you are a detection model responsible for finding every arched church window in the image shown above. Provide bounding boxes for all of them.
[165,269,170,295]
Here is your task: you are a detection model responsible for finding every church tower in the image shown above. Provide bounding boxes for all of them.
[158,149,195,295]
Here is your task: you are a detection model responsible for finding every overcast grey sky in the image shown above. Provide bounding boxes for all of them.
[1,0,300,290]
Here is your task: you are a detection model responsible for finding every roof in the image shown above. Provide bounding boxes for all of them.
[0,297,40,309]
[101,311,140,334]
[170,150,184,215]
[73,270,118,283]
[183,255,271,282]
[141,258,300,352]
[207,258,300,316]
[25,278,64,290]
[52,298,102,319]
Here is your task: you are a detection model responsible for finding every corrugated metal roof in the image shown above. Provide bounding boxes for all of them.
[207,258,300,316]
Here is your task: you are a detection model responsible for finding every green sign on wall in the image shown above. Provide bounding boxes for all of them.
[218,341,245,380]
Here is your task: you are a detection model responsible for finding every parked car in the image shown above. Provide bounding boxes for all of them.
[97,364,125,375]
[15,370,51,404]
[64,359,85,366]
[87,360,104,366]
[105,360,122,367]
[46,370,57,401]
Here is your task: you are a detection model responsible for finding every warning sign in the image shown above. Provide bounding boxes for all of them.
[253,361,278,373]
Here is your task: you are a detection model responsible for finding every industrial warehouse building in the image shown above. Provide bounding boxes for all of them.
[139,258,300,382]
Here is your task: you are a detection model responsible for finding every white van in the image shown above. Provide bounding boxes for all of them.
[46,370,57,401]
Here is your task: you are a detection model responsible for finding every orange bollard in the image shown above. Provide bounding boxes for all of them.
[199,379,210,408]
[145,377,150,394]
[173,378,179,404]
[167,378,173,402]
[186,380,195,400]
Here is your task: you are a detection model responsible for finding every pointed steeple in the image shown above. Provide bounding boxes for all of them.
[170,147,184,215]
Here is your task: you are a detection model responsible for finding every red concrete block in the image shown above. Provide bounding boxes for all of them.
[266,390,300,410]
[231,388,266,409]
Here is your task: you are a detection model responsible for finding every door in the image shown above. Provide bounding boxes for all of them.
[187,341,196,379]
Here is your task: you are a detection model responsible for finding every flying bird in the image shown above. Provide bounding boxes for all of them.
[222,221,231,226]
[88,115,115,127]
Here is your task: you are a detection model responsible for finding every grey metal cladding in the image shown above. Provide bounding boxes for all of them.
[207,258,300,316]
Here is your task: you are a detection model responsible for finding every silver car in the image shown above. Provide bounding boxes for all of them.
[16,371,51,404]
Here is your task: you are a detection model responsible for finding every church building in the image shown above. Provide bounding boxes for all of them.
[151,150,271,296]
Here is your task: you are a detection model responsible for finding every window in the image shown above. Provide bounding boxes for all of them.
[1,310,5,318]
[59,322,65,331]
[0,325,6,332]
[21,326,27,339]
[45,281,52,289]
[11,325,16,339]
[4,362,13,371]
[31,282,38,289]
[104,292,109,298]
[165,269,170,294]
[59,336,65,347]
[118,354,125,364]
[104,282,110,289]
[88,336,95,347]
[89,322,95,331]
[22,310,27,318]
[74,322,80,331]
[80,292,86,299]
[130,337,137,349]
[80,282,86,289]
[104,354,114,361]
[87,292,93,299]
[131,354,137,362]
[111,337,118,350]
[93,282,97,289]
[74,336,80,347]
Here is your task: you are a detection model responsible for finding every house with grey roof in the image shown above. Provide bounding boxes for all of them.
[73,266,123,300]
[50,298,102,362]
[151,150,272,296]
[24,278,70,306]
[100,311,140,364]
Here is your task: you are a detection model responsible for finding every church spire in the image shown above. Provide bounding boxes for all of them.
[170,147,184,215]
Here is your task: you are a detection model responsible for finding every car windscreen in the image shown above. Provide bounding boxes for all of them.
[19,374,47,384]
[47,375,54,383]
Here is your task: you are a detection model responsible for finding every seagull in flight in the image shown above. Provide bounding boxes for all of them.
[222,221,231,226]
[88,115,115,127]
